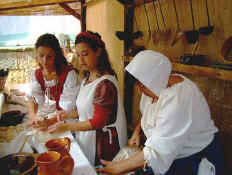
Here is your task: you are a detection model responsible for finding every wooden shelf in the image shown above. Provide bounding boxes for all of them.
[172,63,232,81]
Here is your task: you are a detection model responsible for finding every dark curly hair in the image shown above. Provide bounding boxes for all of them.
[75,31,116,77]
[35,33,68,75]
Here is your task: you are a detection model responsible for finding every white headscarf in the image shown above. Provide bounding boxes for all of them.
[125,50,172,96]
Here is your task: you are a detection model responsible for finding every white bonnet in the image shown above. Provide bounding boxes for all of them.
[125,50,172,96]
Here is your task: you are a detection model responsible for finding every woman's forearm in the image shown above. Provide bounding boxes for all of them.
[113,151,145,174]
[28,98,38,121]
[68,120,93,131]
[134,122,142,135]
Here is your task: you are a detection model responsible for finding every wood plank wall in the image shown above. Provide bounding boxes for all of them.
[133,0,232,63]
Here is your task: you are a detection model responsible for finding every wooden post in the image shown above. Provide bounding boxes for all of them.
[80,0,86,32]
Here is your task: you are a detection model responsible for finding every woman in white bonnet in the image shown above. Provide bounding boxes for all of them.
[97,50,225,175]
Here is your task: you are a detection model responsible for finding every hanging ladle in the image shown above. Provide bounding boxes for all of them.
[157,0,171,41]
[185,0,199,44]
[144,0,152,44]
[152,0,161,44]
[198,0,214,35]
[171,0,185,46]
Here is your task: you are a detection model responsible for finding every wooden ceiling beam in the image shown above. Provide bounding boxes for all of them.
[0,8,81,16]
[59,2,80,19]
[0,0,79,11]
[0,2,81,16]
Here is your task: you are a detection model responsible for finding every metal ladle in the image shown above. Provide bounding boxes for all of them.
[184,0,199,44]
[171,0,185,46]
[157,0,171,41]
[199,0,214,35]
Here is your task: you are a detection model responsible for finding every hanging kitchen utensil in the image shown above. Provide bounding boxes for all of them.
[180,41,206,65]
[152,0,161,44]
[221,36,232,62]
[144,0,152,43]
[171,0,185,46]
[117,0,133,5]
[185,0,199,44]
[127,6,146,56]
[157,0,171,41]
[198,0,214,35]
[211,63,232,70]
[115,31,143,41]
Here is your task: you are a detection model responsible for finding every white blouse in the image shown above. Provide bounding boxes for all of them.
[29,70,80,111]
[141,75,218,174]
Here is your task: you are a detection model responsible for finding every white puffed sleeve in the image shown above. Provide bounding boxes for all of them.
[143,88,193,174]
[28,70,45,106]
[59,70,80,111]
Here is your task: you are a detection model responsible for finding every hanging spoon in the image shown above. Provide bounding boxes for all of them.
[171,0,185,46]
[157,0,171,41]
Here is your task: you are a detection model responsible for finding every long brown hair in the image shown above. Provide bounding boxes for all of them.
[35,33,68,75]
[75,31,116,78]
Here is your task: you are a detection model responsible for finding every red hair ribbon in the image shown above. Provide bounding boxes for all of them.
[75,32,105,47]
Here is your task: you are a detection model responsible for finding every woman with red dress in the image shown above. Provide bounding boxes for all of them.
[27,33,80,124]
[39,31,128,166]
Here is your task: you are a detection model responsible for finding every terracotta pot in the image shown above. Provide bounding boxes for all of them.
[45,137,71,157]
[36,151,74,175]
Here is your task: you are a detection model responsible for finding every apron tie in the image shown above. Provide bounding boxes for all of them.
[102,127,112,144]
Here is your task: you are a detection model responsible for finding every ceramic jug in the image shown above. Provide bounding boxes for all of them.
[36,151,74,175]
[45,137,71,157]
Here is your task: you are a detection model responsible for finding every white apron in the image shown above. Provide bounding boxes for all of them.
[75,75,127,165]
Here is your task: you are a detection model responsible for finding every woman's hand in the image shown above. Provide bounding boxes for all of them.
[56,110,69,121]
[128,123,142,147]
[26,120,39,128]
[47,121,68,134]
[128,131,141,147]
[96,160,122,175]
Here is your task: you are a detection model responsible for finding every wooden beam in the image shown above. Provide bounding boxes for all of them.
[59,2,80,19]
[0,8,81,16]
[0,2,81,16]
[80,0,86,32]
[172,63,232,81]
[0,0,78,11]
